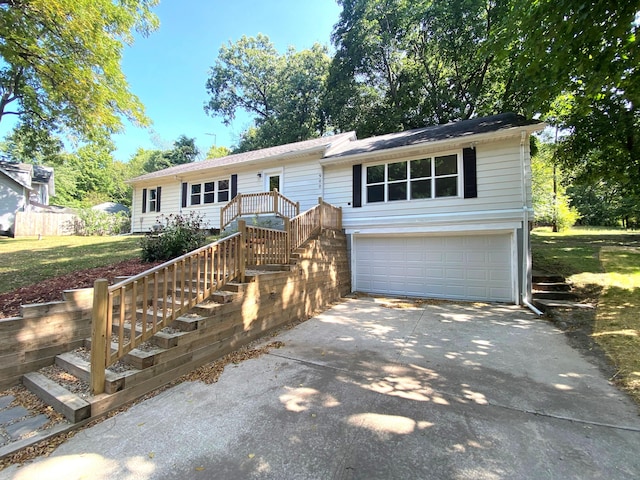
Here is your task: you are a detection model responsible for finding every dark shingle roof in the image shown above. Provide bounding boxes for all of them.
[325,113,543,158]
[32,165,54,183]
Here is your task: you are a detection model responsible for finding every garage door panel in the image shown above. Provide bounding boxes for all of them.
[354,234,513,302]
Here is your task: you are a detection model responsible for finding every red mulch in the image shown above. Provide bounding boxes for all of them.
[0,258,163,319]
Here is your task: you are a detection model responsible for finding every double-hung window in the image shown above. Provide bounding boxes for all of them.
[190,179,229,206]
[365,153,459,203]
[142,186,161,213]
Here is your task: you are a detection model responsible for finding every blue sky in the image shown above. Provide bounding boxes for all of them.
[110,0,342,161]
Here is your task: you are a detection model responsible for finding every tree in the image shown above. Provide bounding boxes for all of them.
[206,144,231,159]
[494,1,639,225]
[51,142,121,207]
[531,140,579,231]
[326,0,520,137]
[204,35,331,151]
[165,134,200,165]
[496,0,639,115]
[0,0,159,155]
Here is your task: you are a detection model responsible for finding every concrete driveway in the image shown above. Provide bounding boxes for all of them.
[2,298,639,479]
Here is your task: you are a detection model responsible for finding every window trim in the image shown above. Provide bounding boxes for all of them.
[363,150,462,204]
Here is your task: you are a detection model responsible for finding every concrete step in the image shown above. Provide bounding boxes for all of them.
[22,372,91,423]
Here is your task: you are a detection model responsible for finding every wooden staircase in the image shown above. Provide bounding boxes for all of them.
[20,229,348,424]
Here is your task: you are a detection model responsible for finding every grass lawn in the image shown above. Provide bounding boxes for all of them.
[531,227,640,403]
[0,235,143,294]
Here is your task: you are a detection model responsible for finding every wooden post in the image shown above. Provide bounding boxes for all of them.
[238,220,246,283]
[219,208,224,233]
[284,217,291,262]
[318,196,324,231]
[237,193,242,218]
[273,189,278,215]
[338,206,343,230]
[90,279,109,395]
[296,201,300,216]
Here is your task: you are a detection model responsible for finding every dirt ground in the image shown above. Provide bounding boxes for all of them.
[0,258,162,319]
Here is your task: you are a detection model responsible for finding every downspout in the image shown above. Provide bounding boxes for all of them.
[520,130,543,316]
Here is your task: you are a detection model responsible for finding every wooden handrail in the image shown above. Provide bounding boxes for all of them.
[220,190,300,231]
[91,198,342,394]
[91,233,243,394]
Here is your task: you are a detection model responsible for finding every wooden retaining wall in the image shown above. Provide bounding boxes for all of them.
[0,289,94,390]
[90,229,350,415]
[0,230,350,392]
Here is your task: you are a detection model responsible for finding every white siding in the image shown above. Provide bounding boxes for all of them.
[0,176,26,232]
[324,137,527,229]
[279,159,322,212]
[130,154,326,231]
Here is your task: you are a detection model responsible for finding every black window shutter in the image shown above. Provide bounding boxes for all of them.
[181,182,188,208]
[352,164,362,207]
[142,188,147,213]
[231,174,238,199]
[156,186,162,212]
[463,148,478,199]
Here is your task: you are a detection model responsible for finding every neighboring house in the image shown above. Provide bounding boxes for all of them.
[128,113,545,305]
[0,160,55,235]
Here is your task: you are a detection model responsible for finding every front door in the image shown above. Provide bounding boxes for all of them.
[263,169,282,193]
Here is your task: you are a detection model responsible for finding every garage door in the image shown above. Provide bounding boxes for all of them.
[353,234,514,302]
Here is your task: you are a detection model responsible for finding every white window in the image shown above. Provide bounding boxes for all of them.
[190,179,230,206]
[149,188,158,211]
[366,154,459,203]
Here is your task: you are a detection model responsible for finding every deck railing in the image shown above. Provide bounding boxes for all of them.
[239,220,289,266]
[220,190,299,231]
[91,197,342,394]
[90,233,243,394]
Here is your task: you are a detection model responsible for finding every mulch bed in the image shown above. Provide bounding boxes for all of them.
[0,258,163,319]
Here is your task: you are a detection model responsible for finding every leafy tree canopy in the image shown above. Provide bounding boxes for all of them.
[204,35,331,151]
[326,0,523,137]
[206,144,231,159]
[0,0,159,156]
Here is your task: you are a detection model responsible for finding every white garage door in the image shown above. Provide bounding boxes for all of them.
[354,233,514,302]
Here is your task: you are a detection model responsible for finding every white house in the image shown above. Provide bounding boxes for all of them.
[128,113,545,305]
[0,161,55,235]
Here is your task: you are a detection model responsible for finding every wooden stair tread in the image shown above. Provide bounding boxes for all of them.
[22,372,91,423]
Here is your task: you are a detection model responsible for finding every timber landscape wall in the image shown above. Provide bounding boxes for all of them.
[0,230,350,391]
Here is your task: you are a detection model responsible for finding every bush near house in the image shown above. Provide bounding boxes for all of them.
[75,209,130,236]
[140,212,210,262]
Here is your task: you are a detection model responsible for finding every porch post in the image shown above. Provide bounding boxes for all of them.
[238,219,246,283]
[273,189,278,215]
[284,217,291,262]
[90,278,109,395]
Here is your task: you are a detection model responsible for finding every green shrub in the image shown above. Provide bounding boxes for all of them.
[76,209,130,236]
[140,212,209,262]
